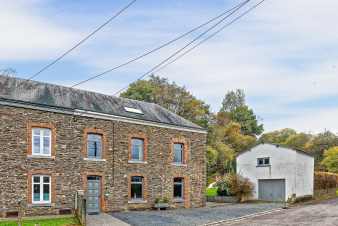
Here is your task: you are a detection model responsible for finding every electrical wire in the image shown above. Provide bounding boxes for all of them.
[27,0,137,80]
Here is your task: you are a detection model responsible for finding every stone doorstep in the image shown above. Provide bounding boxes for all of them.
[0,214,74,222]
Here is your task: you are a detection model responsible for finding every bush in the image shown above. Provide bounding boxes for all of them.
[215,178,230,196]
[314,171,338,190]
[206,187,218,197]
[155,197,169,204]
[224,173,254,202]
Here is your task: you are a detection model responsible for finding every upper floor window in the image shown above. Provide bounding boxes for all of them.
[87,134,102,159]
[257,157,270,166]
[32,175,51,204]
[131,138,144,161]
[173,143,184,164]
[32,128,51,156]
[173,178,184,200]
[130,176,144,200]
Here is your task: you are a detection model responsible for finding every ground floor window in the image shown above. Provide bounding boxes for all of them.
[173,178,184,200]
[32,175,51,204]
[131,176,143,200]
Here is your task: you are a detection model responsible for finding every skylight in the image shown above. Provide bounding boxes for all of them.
[124,107,143,114]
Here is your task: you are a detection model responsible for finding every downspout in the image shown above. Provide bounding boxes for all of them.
[112,122,115,186]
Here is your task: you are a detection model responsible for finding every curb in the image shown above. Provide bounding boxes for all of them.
[202,208,284,225]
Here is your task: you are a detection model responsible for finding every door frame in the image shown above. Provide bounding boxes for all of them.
[83,172,105,212]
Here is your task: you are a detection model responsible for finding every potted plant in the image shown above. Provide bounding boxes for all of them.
[154,197,170,210]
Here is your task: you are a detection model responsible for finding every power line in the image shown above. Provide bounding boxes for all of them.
[27,0,137,80]
[112,0,262,96]
[153,0,266,74]
[71,0,250,88]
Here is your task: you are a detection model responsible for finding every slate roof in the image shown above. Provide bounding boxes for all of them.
[0,75,204,131]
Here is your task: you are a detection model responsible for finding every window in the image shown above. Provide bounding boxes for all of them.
[87,134,102,159]
[173,178,184,200]
[257,157,270,166]
[32,175,51,204]
[32,128,51,156]
[124,107,143,114]
[173,143,184,164]
[130,176,143,200]
[131,138,144,161]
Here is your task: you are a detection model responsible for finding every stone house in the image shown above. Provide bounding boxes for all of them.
[237,143,314,202]
[0,75,207,216]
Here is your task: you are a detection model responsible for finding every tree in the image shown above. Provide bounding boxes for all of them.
[259,128,297,144]
[220,89,263,136]
[321,147,338,173]
[283,133,312,150]
[230,106,264,136]
[305,131,338,164]
[121,75,211,127]
[221,89,245,112]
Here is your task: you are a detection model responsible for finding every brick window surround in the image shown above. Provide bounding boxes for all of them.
[128,133,148,162]
[82,172,106,211]
[170,137,189,165]
[27,170,56,204]
[128,174,148,201]
[173,175,190,208]
[27,122,56,157]
[82,128,107,159]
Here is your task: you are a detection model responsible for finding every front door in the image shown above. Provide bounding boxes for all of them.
[87,176,101,214]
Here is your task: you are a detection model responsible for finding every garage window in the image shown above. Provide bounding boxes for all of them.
[257,157,270,166]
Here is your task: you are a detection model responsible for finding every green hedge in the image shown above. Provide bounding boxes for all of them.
[206,187,218,197]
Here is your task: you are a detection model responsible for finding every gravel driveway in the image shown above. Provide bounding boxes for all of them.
[111,202,283,226]
[226,198,338,226]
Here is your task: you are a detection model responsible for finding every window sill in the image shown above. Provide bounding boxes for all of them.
[128,160,147,164]
[27,155,54,160]
[256,165,271,167]
[171,163,187,167]
[28,203,53,207]
[173,198,184,203]
[83,158,106,162]
[128,200,147,204]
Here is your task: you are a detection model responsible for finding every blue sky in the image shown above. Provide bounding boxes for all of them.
[1,0,338,133]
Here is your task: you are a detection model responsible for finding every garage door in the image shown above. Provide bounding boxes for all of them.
[258,179,285,202]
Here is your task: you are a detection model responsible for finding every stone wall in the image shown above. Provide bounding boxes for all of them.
[0,105,206,216]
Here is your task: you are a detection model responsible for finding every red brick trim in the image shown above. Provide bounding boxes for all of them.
[170,137,189,165]
[27,122,56,157]
[82,128,107,159]
[128,173,148,201]
[128,133,148,162]
[27,170,56,204]
[173,175,190,208]
[82,172,106,212]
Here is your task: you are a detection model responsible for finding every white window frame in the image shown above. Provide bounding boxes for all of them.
[130,176,143,200]
[32,175,51,204]
[173,178,184,200]
[257,157,270,166]
[32,128,52,156]
[131,138,144,162]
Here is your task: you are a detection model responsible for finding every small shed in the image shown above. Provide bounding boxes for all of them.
[236,143,314,202]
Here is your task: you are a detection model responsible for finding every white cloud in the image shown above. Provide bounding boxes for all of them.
[0,0,80,60]
[2,0,338,133]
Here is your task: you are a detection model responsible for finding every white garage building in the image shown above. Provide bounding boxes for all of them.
[236,143,314,202]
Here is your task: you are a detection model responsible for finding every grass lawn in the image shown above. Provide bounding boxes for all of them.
[206,187,218,197]
[0,217,80,226]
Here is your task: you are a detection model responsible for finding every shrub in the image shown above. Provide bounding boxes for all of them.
[215,178,230,196]
[314,171,338,190]
[206,187,218,197]
[224,173,254,202]
[155,197,169,204]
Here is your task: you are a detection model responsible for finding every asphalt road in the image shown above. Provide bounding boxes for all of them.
[226,198,338,226]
